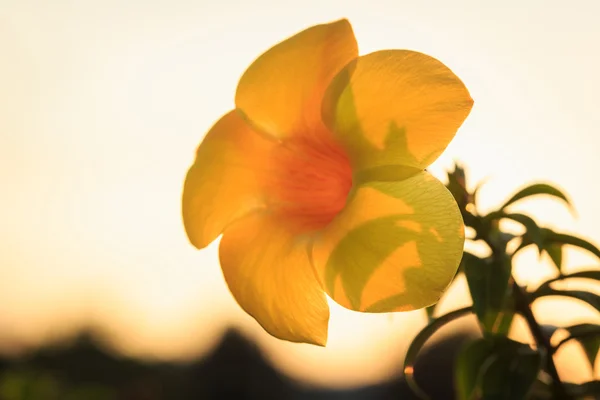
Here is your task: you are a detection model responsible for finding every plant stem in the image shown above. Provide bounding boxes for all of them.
[512,280,570,400]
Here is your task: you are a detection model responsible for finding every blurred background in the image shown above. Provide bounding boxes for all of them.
[1,0,599,398]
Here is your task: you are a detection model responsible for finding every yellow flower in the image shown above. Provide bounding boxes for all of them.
[182,19,473,346]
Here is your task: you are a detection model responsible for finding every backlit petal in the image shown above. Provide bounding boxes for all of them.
[322,50,473,175]
[219,213,330,345]
[311,172,464,312]
[182,111,274,249]
[235,19,358,140]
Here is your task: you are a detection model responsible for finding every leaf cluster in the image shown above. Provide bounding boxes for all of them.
[405,164,600,400]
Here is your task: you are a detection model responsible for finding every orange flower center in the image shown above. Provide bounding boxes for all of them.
[264,132,353,234]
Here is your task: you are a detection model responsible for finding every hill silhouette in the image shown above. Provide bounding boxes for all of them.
[0,325,477,399]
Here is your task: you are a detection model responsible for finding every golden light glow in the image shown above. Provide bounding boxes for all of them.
[1,0,599,388]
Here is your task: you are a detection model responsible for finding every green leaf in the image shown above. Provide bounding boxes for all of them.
[531,287,600,313]
[490,294,516,337]
[404,307,473,400]
[541,269,600,287]
[500,183,572,211]
[456,336,542,400]
[424,305,435,322]
[513,235,536,256]
[564,380,600,398]
[577,338,599,371]
[539,324,559,341]
[492,307,516,337]
[462,252,513,333]
[483,347,542,400]
[504,213,544,251]
[544,230,600,261]
[456,339,495,400]
[561,269,600,280]
[516,227,600,271]
[545,243,563,270]
[562,324,600,369]
[483,212,544,256]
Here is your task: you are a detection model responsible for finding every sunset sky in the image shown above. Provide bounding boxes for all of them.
[1,0,599,388]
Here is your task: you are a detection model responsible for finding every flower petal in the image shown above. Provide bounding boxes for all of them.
[219,212,330,345]
[182,111,274,249]
[311,172,464,312]
[235,19,358,140]
[322,50,473,174]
